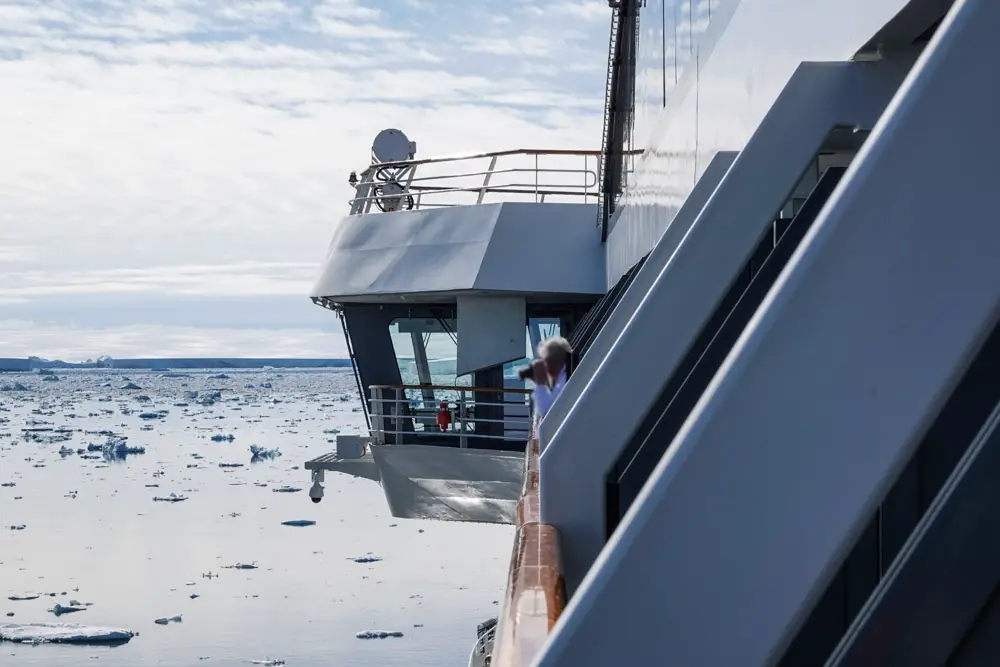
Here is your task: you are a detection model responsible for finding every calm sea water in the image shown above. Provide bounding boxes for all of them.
[0,368,511,666]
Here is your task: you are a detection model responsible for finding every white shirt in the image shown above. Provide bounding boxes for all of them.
[533,366,567,420]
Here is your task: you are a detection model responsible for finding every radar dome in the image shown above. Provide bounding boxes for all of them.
[372,129,416,164]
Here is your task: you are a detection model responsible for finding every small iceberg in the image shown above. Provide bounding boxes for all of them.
[0,623,135,644]
[51,602,89,616]
[153,493,187,503]
[355,630,404,639]
[280,520,316,527]
[102,436,145,461]
[154,614,182,625]
[249,445,281,461]
[120,382,141,390]
[351,556,382,563]
[225,562,258,570]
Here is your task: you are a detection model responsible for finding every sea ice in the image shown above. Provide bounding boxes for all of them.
[249,445,281,461]
[154,615,182,625]
[0,382,29,392]
[101,436,145,460]
[153,493,187,502]
[0,623,135,644]
[50,602,89,615]
[355,630,404,639]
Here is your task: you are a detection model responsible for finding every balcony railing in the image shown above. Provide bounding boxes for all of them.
[369,383,532,448]
[482,437,567,667]
[349,148,619,215]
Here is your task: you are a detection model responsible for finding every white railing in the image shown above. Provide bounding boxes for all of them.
[369,384,532,448]
[468,621,496,667]
[349,149,606,214]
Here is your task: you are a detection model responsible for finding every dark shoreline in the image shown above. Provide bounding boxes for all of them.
[0,358,352,372]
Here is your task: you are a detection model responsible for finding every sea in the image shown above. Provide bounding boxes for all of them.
[0,368,511,666]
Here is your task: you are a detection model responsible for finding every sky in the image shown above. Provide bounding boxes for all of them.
[0,0,609,361]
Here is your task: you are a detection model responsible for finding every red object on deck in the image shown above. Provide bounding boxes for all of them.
[436,402,451,431]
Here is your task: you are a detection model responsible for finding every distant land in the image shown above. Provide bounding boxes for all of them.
[0,357,352,372]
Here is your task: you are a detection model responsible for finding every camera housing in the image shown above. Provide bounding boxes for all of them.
[310,481,324,503]
[517,365,534,381]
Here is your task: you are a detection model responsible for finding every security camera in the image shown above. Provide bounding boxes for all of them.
[310,480,324,504]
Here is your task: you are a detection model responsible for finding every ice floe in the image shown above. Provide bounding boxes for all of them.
[355,630,404,639]
[154,614,182,625]
[0,623,136,644]
[249,445,281,461]
[153,493,187,503]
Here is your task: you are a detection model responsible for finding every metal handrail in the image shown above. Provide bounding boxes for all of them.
[370,383,532,395]
[369,385,532,448]
[468,621,497,667]
[363,148,604,171]
[348,148,641,214]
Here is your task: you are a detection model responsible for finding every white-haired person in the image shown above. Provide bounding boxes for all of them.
[531,336,573,421]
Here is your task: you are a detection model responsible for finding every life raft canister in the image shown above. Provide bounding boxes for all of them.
[436,402,452,431]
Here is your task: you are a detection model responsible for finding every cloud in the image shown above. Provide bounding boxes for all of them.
[548,1,609,21]
[0,0,608,361]
[0,319,345,359]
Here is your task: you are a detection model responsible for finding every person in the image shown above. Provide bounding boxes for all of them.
[531,336,572,420]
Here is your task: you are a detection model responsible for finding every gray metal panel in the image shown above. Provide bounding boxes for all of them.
[535,1,1000,664]
[827,368,1000,666]
[539,60,910,594]
[312,203,500,298]
[370,444,524,524]
[455,296,525,376]
[542,150,737,450]
[473,203,604,295]
[311,202,603,301]
[341,305,403,408]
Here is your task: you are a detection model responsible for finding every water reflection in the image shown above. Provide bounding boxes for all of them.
[0,368,510,666]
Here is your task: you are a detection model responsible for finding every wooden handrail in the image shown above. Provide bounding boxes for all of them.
[369,383,532,395]
[491,438,567,667]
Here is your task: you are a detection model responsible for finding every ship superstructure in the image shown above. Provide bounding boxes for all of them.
[307,0,1000,664]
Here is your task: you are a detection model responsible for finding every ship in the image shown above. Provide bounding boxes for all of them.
[305,0,1000,664]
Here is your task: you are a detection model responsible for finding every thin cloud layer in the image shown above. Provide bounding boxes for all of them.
[0,0,609,360]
